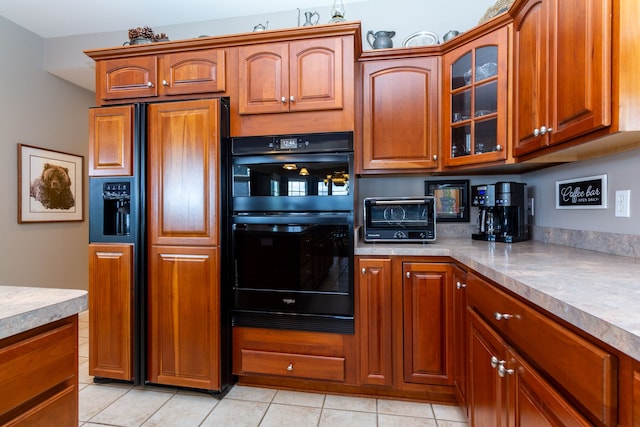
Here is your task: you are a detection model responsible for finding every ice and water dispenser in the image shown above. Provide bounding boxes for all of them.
[102,182,131,236]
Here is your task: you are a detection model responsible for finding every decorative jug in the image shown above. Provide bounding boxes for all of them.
[367,30,396,49]
[303,11,320,26]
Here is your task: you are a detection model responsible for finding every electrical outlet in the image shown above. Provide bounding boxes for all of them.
[615,190,631,217]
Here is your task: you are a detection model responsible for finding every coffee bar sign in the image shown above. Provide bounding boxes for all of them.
[556,174,607,209]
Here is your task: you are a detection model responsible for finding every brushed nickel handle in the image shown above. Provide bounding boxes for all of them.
[162,79,169,86]
[433,154,438,161]
[147,81,154,88]
[490,356,503,369]
[498,364,514,377]
[281,96,287,103]
[286,363,293,371]
[290,95,295,102]
[496,144,503,151]
[533,128,540,137]
[456,281,466,289]
[406,271,411,279]
[494,312,513,321]
[361,268,366,275]
[540,125,552,135]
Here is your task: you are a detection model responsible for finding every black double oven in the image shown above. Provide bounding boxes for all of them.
[224,132,354,334]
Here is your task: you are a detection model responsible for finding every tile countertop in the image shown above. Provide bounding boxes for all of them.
[0,285,88,340]
[356,237,640,361]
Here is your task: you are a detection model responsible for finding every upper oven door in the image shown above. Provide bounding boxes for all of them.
[231,152,354,213]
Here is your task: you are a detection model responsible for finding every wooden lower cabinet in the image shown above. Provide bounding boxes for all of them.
[468,310,591,426]
[147,245,221,390]
[356,257,458,401]
[451,266,468,412]
[466,271,616,426]
[0,317,79,426]
[88,243,134,381]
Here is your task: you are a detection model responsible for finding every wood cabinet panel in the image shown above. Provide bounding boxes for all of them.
[240,349,345,382]
[160,49,226,96]
[88,105,134,176]
[98,56,158,101]
[4,385,76,427]
[238,42,289,115]
[0,317,78,425]
[147,245,221,390]
[452,266,468,411]
[147,99,220,246]
[360,56,439,172]
[467,272,616,425]
[402,263,453,385]
[357,258,393,386]
[88,243,133,381]
[513,0,611,156]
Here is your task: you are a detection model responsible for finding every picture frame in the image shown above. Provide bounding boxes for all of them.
[18,144,84,223]
[425,179,470,222]
[555,174,607,209]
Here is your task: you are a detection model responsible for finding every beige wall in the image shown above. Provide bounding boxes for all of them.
[0,16,94,290]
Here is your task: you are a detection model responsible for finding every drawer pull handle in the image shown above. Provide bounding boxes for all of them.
[286,363,293,371]
[490,356,505,369]
[494,312,513,321]
[498,364,514,377]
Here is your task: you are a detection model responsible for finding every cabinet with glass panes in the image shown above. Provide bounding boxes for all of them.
[442,25,509,167]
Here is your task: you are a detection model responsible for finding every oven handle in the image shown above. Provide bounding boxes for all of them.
[369,199,431,205]
[233,213,352,225]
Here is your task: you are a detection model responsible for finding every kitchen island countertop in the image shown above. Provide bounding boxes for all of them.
[356,237,640,361]
[0,285,88,340]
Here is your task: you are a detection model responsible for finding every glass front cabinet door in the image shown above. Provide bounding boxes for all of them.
[442,25,509,167]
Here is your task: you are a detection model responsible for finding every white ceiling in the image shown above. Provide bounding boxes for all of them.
[0,0,331,38]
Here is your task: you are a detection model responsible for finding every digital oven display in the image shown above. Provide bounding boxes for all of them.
[280,138,298,149]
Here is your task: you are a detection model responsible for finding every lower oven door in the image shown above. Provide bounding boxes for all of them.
[231,213,354,333]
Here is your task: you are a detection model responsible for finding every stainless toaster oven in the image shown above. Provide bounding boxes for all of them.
[363,196,436,242]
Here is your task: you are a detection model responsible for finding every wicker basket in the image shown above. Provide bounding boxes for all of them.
[479,0,515,24]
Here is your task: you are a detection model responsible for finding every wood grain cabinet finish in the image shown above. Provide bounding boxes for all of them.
[442,25,510,168]
[147,245,221,390]
[357,258,393,386]
[238,38,343,115]
[0,317,78,426]
[360,56,439,173]
[96,49,226,103]
[512,0,611,156]
[88,243,134,381]
[402,262,453,386]
[88,105,134,176]
[451,266,468,411]
[468,310,592,427]
[466,272,616,426]
[147,99,221,247]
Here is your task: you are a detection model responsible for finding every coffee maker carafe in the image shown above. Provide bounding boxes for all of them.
[472,182,529,243]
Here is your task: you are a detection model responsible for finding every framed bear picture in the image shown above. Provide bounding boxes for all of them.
[18,144,84,223]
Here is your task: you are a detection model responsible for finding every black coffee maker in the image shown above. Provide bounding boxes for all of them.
[471,182,529,243]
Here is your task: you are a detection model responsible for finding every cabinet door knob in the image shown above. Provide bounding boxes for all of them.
[490,356,504,369]
[533,128,540,137]
[162,79,169,86]
[290,95,295,102]
[286,363,293,371]
[456,281,466,289]
[406,271,411,279]
[433,154,438,161]
[498,364,514,377]
[496,145,503,151]
[494,312,513,321]
[281,97,287,103]
[147,81,155,88]
[540,126,552,135]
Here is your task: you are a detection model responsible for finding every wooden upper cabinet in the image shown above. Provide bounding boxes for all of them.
[88,243,134,381]
[238,38,343,115]
[147,99,221,246]
[513,0,611,157]
[96,49,227,103]
[442,25,510,168]
[98,56,158,101]
[360,56,439,173]
[88,105,134,176]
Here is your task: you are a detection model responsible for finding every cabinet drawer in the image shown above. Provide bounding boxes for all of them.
[467,273,616,425]
[5,384,76,427]
[241,349,345,382]
[0,318,76,416]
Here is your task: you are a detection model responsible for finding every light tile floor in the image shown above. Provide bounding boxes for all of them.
[78,311,468,427]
